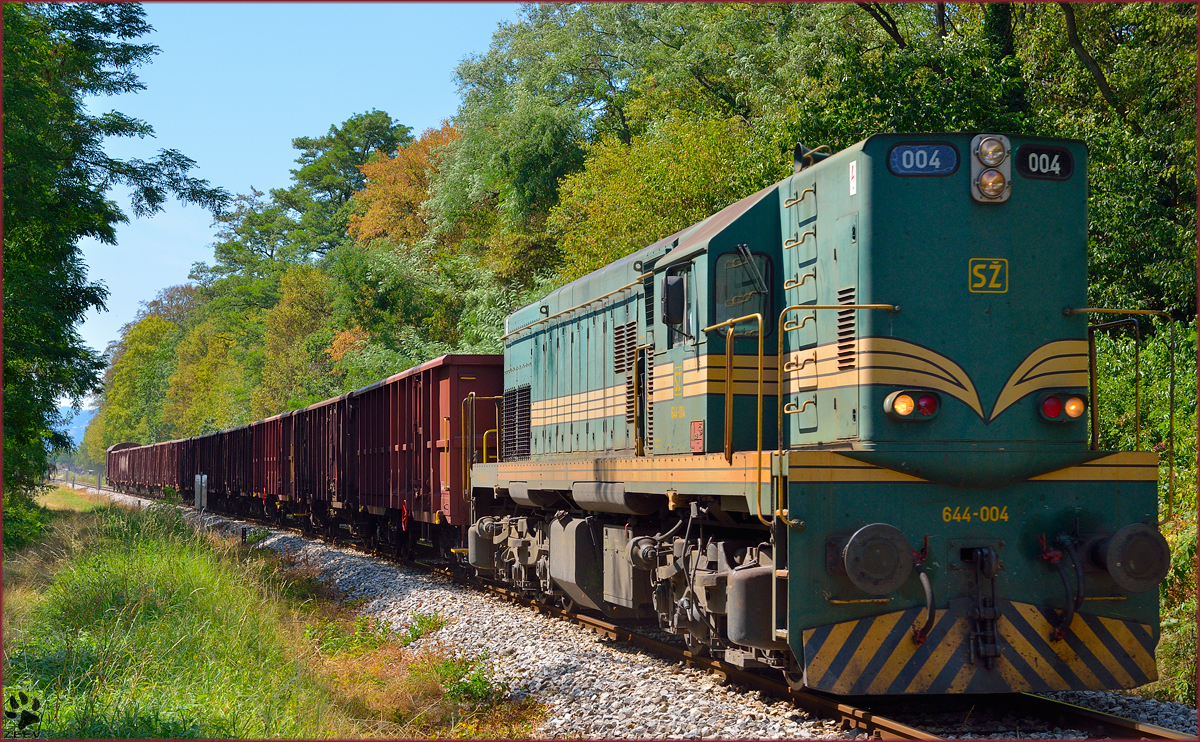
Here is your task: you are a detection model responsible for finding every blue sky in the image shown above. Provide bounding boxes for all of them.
[78,2,520,364]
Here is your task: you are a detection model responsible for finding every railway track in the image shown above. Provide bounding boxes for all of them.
[78,481,1195,741]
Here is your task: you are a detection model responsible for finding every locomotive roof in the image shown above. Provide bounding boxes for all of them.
[505,181,779,337]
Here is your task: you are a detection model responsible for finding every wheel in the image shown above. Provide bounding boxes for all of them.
[783,668,806,691]
[683,633,710,657]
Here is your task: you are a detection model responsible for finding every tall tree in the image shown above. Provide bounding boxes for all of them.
[2,4,227,495]
[271,110,412,255]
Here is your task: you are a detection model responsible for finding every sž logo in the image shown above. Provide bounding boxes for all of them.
[968,258,1008,294]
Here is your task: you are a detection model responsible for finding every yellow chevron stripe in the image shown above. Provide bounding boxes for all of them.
[1072,615,1136,688]
[858,337,984,418]
[1031,452,1160,482]
[990,339,1088,420]
[1097,616,1158,680]
[904,614,968,693]
[801,601,1155,695]
[1026,608,1105,690]
[804,621,860,686]
[998,605,1070,688]
[827,611,906,694]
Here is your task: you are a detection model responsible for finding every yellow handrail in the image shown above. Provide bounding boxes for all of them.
[1064,307,1177,525]
[702,313,766,527]
[483,429,497,463]
[462,393,505,498]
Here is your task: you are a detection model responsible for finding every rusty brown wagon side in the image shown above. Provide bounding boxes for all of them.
[350,354,502,547]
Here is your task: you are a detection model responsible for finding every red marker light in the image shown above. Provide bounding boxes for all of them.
[917,395,938,417]
[1042,396,1063,418]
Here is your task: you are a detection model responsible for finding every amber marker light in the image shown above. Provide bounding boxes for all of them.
[1064,396,1085,418]
[978,169,1007,198]
[892,394,915,416]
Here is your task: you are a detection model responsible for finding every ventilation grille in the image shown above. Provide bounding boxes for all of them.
[644,352,654,453]
[613,321,636,374]
[503,385,531,461]
[837,287,857,370]
[644,274,655,330]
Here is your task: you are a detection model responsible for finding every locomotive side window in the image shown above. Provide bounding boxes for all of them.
[713,249,772,336]
[662,263,695,348]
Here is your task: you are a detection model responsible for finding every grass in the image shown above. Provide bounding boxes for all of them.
[37,485,109,512]
[2,500,543,738]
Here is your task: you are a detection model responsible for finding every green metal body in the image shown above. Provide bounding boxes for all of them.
[498,132,1162,691]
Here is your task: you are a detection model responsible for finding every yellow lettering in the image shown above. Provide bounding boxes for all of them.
[971,263,988,289]
[988,262,1005,289]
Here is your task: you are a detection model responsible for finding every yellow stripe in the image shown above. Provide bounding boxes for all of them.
[945,659,976,693]
[994,653,1035,692]
[865,623,920,694]
[1031,452,1160,482]
[828,611,906,694]
[1096,616,1158,680]
[1034,608,1105,689]
[1001,604,1070,689]
[904,613,967,693]
[990,340,1088,420]
[804,621,861,686]
[1071,615,1136,687]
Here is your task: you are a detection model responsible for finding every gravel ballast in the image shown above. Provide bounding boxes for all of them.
[90,486,1199,739]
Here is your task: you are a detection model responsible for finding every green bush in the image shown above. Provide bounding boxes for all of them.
[4,505,359,737]
[2,490,49,552]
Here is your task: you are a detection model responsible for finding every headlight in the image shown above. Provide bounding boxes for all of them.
[970,134,1012,203]
[892,394,914,416]
[1063,396,1086,418]
[977,137,1007,166]
[978,169,1007,198]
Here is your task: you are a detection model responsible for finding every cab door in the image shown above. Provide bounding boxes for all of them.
[654,262,699,455]
[780,173,820,445]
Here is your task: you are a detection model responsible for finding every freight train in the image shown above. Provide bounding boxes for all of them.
[109,132,1177,696]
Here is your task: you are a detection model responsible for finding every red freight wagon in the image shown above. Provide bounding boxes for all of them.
[289,394,351,533]
[106,442,140,490]
[351,354,502,534]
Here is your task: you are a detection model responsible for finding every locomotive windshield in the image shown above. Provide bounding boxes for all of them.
[713,249,772,335]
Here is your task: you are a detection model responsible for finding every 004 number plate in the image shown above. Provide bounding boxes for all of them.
[942,505,1009,522]
[887,143,958,176]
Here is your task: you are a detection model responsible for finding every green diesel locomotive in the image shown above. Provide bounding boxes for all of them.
[467,132,1178,694]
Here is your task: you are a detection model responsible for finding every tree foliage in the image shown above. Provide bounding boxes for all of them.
[3,3,227,495]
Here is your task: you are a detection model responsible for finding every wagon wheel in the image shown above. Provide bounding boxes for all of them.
[683,632,712,657]
[782,666,806,691]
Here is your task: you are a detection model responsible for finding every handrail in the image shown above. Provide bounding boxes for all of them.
[775,303,899,530]
[1065,307,1176,525]
[701,313,766,526]
[502,273,653,340]
[483,429,497,463]
[462,393,505,498]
